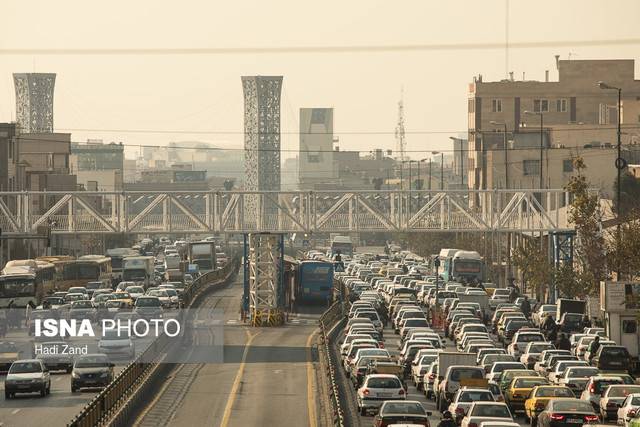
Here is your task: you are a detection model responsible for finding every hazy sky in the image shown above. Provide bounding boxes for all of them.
[2,0,640,161]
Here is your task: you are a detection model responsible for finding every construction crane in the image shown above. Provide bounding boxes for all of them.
[394,88,406,162]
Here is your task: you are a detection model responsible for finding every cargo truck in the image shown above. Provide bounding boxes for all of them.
[188,241,217,272]
[122,256,154,289]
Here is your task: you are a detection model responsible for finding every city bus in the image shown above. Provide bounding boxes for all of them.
[0,259,56,307]
[296,260,334,304]
[58,255,112,291]
[441,250,485,283]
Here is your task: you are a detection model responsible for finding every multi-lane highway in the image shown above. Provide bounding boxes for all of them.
[133,271,325,427]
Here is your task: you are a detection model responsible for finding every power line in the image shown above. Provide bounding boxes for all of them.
[2,38,640,56]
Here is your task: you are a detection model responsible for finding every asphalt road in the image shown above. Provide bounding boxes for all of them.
[0,328,157,427]
[134,271,324,427]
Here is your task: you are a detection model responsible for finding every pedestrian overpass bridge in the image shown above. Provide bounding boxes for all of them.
[0,189,573,235]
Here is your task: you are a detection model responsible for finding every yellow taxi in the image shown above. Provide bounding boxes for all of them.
[505,376,550,412]
[524,385,576,423]
[111,291,134,306]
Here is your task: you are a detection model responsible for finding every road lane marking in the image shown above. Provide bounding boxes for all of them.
[10,409,19,415]
[306,330,318,427]
[219,329,259,427]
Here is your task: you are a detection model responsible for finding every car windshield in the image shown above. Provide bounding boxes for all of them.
[518,334,544,342]
[595,379,623,393]
[567,368,599,377]
[75,355,110,368]
[9,362,41,373]
[137,298,160,307]
[471,404,511,417]
[102,329,131,340]
[535,387,575,398]
[0,342,18,352]
[514,378,547,388]
[126,286,144,293]
[494,363,524,373]
[405,319,428,327]
[43,297,64,305]
[368,377,401,388]
[529,344,553,353]
[458,391,493,402]
[381,402,425,415]
[602,347,629,357]
[451,368,484,381]
[72,301,93,308]
[552,400,594,412]
[608,386,640,397]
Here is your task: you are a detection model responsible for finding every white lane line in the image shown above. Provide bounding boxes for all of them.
[10,409,20,415]
[55,377,61,382]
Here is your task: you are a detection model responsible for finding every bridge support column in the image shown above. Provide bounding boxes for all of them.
[245,233,285,326]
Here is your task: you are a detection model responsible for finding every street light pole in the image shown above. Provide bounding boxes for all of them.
[440,153,444,190]
[598,81,624,278]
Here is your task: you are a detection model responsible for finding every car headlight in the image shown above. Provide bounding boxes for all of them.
[72,371,79,378]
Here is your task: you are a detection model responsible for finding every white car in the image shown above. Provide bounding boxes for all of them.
[448,388,495,422]
[357,374,406,415]
[618,393,640,427]
[460,402,514,427]
[98,329,135,359]
[4,359,51,399]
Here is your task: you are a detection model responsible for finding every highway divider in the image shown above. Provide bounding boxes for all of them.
[67,256,240,427]
[318,301,348,427]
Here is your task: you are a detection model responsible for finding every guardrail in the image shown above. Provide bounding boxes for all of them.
[67,256,240,427]
[319,301,347,427]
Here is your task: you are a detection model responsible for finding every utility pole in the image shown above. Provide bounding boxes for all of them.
[395,88,406,162]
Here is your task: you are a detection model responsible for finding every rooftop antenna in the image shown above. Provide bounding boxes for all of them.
[394,87,406,162]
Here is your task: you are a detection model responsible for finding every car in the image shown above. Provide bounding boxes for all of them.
[357,374,406,415]
[524,385,576,424]
[0,341,22,372]
[520,342,556,369]
[460,402,514,427]
[497,369,540,394]
[618,393,640,427]
[373,400,431,427]
[599,384,640,421]
[507,332,546,358]
[536,398,599,426]
[146,288,173,309]
[71,353,115,392]
[532,305,557,327]
[487,362,526,383]
[134,296,164,319]
[555,366,599,392]
[34,341,73,373]
[448,388,495,423]
[580,375,625,411]
[504,376,550,413]
[422,362,438,399]
[69,300,97,322]
[98,329,135,359]
[438,365,486,411]
[481,354,516,374]
[478,422,520,427]
[592,345,631,372]
[547,360,588,384]
[5,359,51,399]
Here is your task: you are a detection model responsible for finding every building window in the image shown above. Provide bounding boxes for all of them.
[491,99,502,113]
[563,159,573,173]
[557,99,567,112]
[523,159,541,176]
[533,99,549,113]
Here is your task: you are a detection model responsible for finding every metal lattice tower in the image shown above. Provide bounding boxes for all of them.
[13,73,56,133]
[394,88,406,161]
[247,233,284,326]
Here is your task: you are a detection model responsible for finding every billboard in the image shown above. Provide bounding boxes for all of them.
[600,281,640,311]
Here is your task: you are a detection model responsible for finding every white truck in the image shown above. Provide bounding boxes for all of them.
[164,253,181,270]
[458,293,490,319]
[435,352,484,411]
[122,256,154,289]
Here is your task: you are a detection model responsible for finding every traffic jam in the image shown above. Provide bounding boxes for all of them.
[334,248,639,427]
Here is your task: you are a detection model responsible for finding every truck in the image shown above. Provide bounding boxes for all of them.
[164,253,181,270]
[188,241,217,272]
[435,352,479,409]
[556,298,587,320]
[458,293,490,319]
[330,235,354,258]
[165,268,184,283]
[106,248,139,283]
[122,256,154,289]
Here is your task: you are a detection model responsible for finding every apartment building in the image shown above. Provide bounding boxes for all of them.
[468,59,640,199]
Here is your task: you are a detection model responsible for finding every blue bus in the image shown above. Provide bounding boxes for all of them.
[297,260,334,304]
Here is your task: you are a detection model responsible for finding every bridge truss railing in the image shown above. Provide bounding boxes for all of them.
[0,189,573,235]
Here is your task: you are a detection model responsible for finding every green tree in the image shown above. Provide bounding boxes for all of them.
[614,171,640,217]
[565,157,606,289]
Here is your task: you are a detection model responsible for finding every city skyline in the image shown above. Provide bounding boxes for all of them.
[1,0,640,160]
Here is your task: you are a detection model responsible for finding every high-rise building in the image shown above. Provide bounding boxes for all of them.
[13,73,56,133]
[298,108,336,190]
[242,76,282,192]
